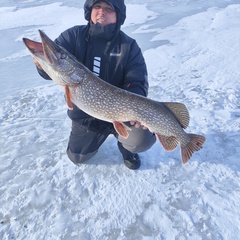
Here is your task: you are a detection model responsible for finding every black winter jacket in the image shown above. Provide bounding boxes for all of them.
[37,24,149,120]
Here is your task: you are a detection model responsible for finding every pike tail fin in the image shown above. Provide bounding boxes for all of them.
[181,134,206,164]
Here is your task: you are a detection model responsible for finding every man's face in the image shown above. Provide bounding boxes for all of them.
[91,1,117,26]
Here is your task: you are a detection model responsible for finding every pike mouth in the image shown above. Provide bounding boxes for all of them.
[23,30,59,64]
[38,30,58,64]
[22,37,45,60]
[23,30,81,87]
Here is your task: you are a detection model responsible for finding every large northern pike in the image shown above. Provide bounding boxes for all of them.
[23,30,205,164]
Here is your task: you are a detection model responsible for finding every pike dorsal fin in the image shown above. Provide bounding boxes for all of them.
[163,102,190,129]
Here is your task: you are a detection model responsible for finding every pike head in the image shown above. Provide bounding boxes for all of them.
[23,30,86,86]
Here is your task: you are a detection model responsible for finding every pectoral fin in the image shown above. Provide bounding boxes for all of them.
[113,121,131,139]
[64,86,73,110]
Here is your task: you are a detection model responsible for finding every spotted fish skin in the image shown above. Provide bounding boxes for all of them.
[23,30,206,163]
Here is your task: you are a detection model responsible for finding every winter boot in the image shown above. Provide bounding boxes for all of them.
[117,142,141,170]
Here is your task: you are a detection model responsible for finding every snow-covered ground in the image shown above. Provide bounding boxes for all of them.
[0,0,240,239]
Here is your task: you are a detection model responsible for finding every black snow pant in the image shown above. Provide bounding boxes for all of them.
[66,118,156,164]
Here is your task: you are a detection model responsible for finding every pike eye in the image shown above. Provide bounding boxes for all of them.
[61,53,67,59]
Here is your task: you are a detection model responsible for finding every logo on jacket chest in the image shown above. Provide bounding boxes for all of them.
[110,52,121,57]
